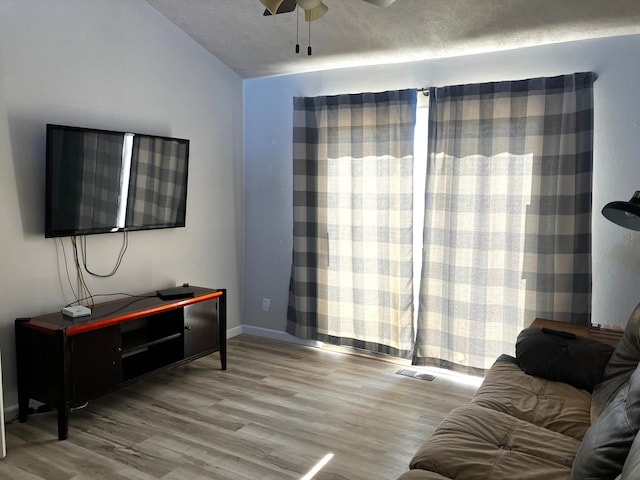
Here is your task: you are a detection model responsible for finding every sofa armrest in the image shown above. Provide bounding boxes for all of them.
[516,327,615,391]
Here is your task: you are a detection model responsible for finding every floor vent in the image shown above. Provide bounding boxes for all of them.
[396,369,435,381]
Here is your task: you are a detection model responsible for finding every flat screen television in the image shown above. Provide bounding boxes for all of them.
[45,124,189,238]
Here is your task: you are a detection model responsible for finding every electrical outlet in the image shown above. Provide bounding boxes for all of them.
[262,298,270,313]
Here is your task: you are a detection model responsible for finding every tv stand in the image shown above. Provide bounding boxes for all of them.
[15,286,226,440]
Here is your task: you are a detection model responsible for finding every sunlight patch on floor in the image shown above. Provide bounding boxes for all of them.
[318,342,484,387]
[301,453,334,480]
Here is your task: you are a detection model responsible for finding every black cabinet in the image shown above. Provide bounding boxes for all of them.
[70,325,122,400]
[184,300,219,360]
[15,287,226,440]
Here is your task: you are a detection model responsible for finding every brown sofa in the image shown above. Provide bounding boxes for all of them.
[398,304,640,480]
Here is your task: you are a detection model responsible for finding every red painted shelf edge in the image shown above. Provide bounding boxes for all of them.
[65,291,223,336]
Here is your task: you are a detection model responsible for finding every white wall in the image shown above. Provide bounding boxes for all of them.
[0,0,243,411]
[243,34,640,337]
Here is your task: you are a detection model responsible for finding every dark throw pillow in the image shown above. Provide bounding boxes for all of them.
[516,327,615,391]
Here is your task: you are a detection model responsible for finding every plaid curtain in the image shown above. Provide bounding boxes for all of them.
[287,89,417,358]
[414,72,595,374]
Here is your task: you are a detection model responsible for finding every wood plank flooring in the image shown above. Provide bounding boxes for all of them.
[0,335,478,479]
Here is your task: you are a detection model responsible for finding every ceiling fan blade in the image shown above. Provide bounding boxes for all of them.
[262,0,297,16]
[304,3,328,22]
[361,0,397,7]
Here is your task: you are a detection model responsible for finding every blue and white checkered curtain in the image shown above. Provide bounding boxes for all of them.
[287,89,417,358]
[414,73,595,374]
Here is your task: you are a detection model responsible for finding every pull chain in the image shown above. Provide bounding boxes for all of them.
[308,20,312,55]
[295,5,300,53]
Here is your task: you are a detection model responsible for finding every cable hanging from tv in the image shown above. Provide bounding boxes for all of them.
[80,231,129,278]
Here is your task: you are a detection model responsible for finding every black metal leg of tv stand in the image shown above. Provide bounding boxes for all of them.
[56,408,69,441]
[15,318,31,424]
[219,288,227,370]
[56,329,70,440]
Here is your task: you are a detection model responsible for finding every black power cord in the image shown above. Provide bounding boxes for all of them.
[81,231,129,278]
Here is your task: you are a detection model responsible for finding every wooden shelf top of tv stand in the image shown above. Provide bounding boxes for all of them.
[21,286,223,336]
[530,317,624,347]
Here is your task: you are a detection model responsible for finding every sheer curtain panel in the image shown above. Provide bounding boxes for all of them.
[415,73,595,374]
[287,89,417,358]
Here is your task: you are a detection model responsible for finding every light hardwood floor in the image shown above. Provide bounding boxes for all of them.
[0,335,478,479]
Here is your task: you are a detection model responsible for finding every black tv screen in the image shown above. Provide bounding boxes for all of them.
[45,124,189,238]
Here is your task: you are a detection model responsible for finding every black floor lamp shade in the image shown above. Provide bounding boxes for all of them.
[602,191,640,231]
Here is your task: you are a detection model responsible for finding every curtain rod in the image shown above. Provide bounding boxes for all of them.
[417,88,429,96]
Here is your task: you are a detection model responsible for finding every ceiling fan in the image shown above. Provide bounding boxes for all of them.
[260,0,397,55]
[260,0,397,22]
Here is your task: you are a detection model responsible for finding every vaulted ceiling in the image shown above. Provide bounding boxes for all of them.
[145,0,640,78]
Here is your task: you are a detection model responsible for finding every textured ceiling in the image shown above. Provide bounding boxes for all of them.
[145,0,640,79]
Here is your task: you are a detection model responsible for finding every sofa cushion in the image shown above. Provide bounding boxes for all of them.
[515,327,614,391]
[471,355,592,440]
[572,364,640,479]
[409,404,580,480]
[592,301,640,421]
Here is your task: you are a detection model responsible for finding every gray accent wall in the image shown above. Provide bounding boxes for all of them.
[243,35,640,338]
[0,0,244,410]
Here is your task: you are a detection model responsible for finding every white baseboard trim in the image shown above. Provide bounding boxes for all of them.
[226,325,244,339]
[228,324,322,348]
